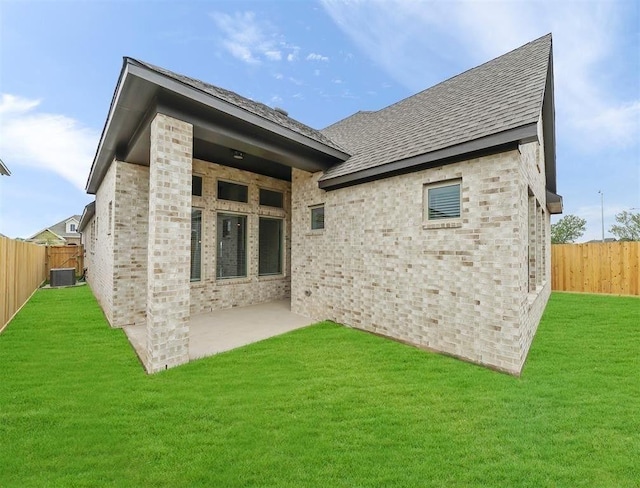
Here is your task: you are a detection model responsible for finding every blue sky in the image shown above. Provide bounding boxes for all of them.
[1,0,638,241]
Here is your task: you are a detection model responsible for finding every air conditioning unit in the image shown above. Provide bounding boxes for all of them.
[50,268,76,287]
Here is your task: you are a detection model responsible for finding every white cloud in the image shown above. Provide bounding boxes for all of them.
[288,77,303,86]
[320,0,639,149]
[210,11,294,64]
[265,50,282,61]
[293,93,304,100]
[273,73,284,80]
[287,52,297,62]
[306,53,329,62]
[0,94,98,189]
[270,94,283,105]
[332,78,343,84]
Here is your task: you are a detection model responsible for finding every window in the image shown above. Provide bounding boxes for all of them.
[425,181,461,220]
[527,189,545,292]
[107,201,112,235]
[216,213,247,279]
[192,175,203,197]
[218,180,248,203]
[310,205,325,230]
[191,209,202,281]
[259,218,283,275]
[259,188,284,208]
[69,223,77,232]
[90,220,95,252]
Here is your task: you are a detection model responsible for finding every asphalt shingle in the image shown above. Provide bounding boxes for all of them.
[130,59,347,153]
[320,34,552,181]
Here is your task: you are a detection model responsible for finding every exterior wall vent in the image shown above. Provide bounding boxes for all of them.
[274,107,288,117]
[50,268,76,287]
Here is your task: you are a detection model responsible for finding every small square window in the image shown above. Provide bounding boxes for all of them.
[218,180,248,203]
[311,205,325,230]
[424,181,461,220]
[259,188,284,208]
[192,175,203,197]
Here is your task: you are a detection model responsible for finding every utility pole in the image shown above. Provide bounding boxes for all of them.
[598,190,604,242]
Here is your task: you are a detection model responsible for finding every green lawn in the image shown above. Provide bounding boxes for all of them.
[0,287,638,487]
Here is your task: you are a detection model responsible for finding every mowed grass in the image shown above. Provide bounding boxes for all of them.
[0,287,638,487]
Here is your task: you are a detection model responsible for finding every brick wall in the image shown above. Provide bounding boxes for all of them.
[516,115,551,368]
[146,113,192,372]
[292,146,549,375]
[112,161,149,327]
[189,159,291,314]
[85,160,116,325]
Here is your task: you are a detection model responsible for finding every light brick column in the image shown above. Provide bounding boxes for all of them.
[146,113,193,372]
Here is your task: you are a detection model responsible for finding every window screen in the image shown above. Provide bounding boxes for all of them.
[311,205,325,230]
[216,213,247,279]
[218,181,248,203]
[259,218,283,275]
[191,209,202,281]
[427,183,461,220]
[259,188,284,208]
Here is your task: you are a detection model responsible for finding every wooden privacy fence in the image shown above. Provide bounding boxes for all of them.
[46,245,84,277]
[0,236,47,330]
[552,242,640,296]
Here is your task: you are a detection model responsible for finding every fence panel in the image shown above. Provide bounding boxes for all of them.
[46,245,84,277]
[551,242,640,296]
[0,237,47,330]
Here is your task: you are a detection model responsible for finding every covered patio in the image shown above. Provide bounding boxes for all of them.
[123,300,314,370]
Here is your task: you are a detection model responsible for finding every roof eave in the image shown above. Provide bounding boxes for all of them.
[0,158,10,176]
[86,59,349,194]
[546,190,563,214]
[318,123,538,190]
[78,202,96,232]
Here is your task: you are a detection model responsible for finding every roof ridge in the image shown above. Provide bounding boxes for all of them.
[378,33,552,115]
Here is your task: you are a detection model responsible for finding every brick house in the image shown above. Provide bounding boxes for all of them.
[80,34,562,375]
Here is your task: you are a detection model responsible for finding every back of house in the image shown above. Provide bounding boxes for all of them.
[81,34,561,374]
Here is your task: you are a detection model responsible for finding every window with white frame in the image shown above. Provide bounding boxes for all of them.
[259,217,283,275]
[191,208,202,281]
[424,180,461,221]
[216,213,247,279]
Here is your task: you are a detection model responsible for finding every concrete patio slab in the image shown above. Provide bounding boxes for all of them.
[123,300,314,368]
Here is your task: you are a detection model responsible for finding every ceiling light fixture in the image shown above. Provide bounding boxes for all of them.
[232,150,244,160]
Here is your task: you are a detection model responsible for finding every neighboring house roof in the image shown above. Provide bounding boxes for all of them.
[0,158,10,176]
[320,34,555,189]
[27,215,82,241]
[30,229,66,244]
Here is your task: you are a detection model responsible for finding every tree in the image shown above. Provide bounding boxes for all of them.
[609,211,640,241]
[551,215,586,244]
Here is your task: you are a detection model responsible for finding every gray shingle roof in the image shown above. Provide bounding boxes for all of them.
[320,34,552,181]
[131,59,347,153]
[30,215,82,239]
